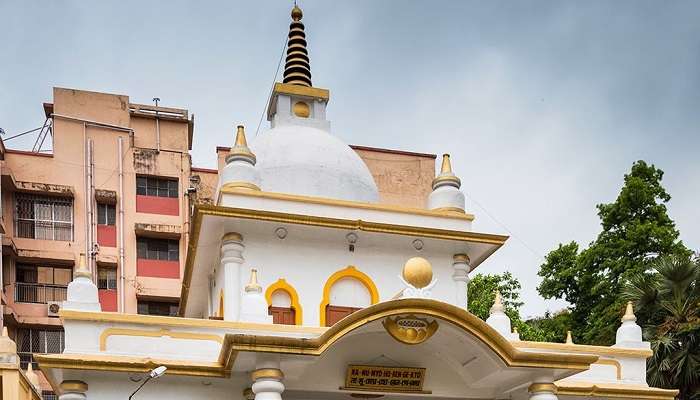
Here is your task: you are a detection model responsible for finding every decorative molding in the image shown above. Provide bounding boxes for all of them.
[265,279,303,325]
[555,381,678,399]
[60,380,88,393]
[383,315,438,345]
[250,368,284,381]
[528,383,557,394]
[99,327,223,351]
[319,266,379,326]
[514,340,653,358]
[179,203,504,316]
[595,358,622,379]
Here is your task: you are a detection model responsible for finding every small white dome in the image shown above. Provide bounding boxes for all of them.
[251,125,379,202]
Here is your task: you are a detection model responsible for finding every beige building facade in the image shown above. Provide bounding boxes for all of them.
[0,87,437,397]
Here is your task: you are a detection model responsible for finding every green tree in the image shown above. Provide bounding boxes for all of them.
[624,255,700,400]
[538,161,690,345]
[468,272,561,342]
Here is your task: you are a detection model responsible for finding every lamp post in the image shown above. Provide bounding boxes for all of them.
[128,366,167,399]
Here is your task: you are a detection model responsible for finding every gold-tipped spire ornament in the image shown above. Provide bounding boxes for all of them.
[226,125,256,164]
[432,154,462,189]
[283,4,313,87]
[245,269,262,292]
[74,253,92,279]
[622,301,637,322]
[490,290,504,314]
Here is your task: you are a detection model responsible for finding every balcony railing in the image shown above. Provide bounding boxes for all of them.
[14,282,67,304]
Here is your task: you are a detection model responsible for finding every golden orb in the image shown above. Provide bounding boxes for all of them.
[402,257,433,288]
[291,5,303,21]
[293,101,310,118]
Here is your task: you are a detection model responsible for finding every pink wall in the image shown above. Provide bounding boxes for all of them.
[136,259,179,279]
[97,225,117,247]
[135,195,179,216]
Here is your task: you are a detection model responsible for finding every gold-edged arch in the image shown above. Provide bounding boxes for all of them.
[265,278,303,325]
[319,266,379,326]
[226,298,598,370]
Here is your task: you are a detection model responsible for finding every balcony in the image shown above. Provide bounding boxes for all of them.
[14,282,67,304]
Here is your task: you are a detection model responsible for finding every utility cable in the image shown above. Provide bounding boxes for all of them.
[254,33,288,137]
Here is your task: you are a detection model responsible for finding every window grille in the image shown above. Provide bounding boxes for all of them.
[15,264,70,303]
[16,328,64,370]
[15,193,73,241]
[137,237,179,261]
[136,176,178,198]
[98,267,117,290]
[97,203,116,225]
[42,391,58,400]
[137,301,179,316]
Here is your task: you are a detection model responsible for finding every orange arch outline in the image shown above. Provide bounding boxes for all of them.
[319,266,379,326]
[265,279,303,325]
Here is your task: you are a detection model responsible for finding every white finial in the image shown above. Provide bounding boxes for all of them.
[427,154,466,213]
[486,290,517,340]
[566,330,574,344]
[26,362,40,390]
[615,301,647,349]
[238,269,272,323]
[219,125,261,194]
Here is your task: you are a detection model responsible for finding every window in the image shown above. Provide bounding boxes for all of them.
[98,267,117,290]
[15,264,71,303]
[137,237,179,261]
[97,203,116,225]
[136,176,178,198]
[15,193,73,241]
[42,392,58,400]
[137,301,178,316]
[16,328,64,370]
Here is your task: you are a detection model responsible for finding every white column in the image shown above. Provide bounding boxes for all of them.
[221,232,245,321]
[251,355,284,400]
[528,383,558,400]
[452,253,470,309]
[59,380,88,400]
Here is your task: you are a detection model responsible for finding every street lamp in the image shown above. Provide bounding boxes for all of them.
[128,366,167,399]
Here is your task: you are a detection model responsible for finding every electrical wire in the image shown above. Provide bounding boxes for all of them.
[254,32,289,136]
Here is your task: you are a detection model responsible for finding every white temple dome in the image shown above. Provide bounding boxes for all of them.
[251,124,379,202]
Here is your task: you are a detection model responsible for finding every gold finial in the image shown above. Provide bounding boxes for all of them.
[622,301,637,322]
[245,269,262,292]
[235,125,248,147]
[432,153,462,190]
[490,290,504,314]
[291,5,303,21]
[283,4,312,87]
[402,257,433,288]
[226,125,256,165]
[566,330,574,344]
[74,253,92,279]
[440,154,453,174]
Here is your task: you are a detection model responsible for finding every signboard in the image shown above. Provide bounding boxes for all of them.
[344,365,427,393]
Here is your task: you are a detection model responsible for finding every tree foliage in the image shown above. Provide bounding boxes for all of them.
[468,272,563,342]
[538,160,690,345]
[624,255,700,400]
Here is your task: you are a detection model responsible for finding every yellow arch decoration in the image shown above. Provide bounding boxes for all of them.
[265,279,303,325]
[319,266,379,326]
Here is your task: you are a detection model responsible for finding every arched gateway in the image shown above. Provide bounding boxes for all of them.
[19,4,677,400]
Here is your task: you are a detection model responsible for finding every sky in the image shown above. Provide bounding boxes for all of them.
[1,1,699,317]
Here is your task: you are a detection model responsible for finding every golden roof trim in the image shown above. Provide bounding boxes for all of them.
[555,381,678,399]
[219,186,475,222]
[273,82,329,101]
[219,298,598,371]
[514,340,653,358]
[179,203,503,315]
[35,353,227,378]
[59,309,327,334]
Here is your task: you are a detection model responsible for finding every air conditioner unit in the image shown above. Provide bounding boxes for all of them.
[47,301,61,317]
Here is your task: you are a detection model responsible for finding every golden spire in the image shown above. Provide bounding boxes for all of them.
[74,253,92,279]
[283,4,312,87]
[432,153,462,189]
[226,125,256,164]
[245,269,262,292]
[441,154,453,174]
[622,301,637,322]
[566,330,574,344]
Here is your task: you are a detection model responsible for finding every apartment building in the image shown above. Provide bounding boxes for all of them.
[0,86,436,397]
